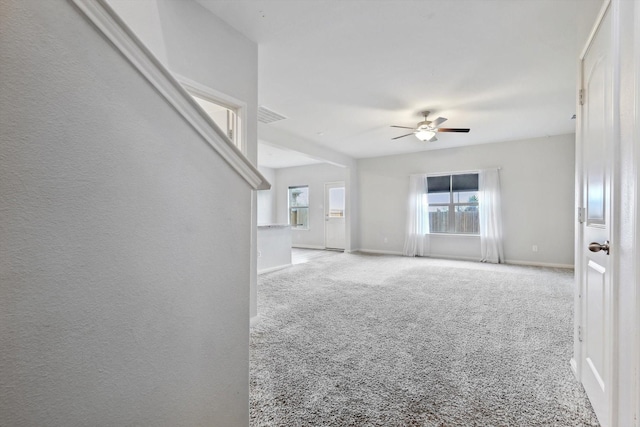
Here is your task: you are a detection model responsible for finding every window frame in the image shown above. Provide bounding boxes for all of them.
[177,76,247,155]
[288,185,310,230]
[427,173,479,235]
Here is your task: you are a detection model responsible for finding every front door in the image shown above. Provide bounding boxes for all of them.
[324,182,346,250]
[579,5,613,426]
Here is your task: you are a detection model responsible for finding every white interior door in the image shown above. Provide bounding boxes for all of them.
[579,5,613,426]
[324,182,345,250]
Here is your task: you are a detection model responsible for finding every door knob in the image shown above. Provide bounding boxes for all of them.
[588,240,610,255]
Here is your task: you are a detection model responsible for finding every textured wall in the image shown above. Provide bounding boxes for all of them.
[109,0,262,321]
[357,134,576,266]
[257,166,277,225]
[0,0,251,425]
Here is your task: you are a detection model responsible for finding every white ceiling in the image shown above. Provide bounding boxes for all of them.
[257,141,323,169]
[197,0,583,163]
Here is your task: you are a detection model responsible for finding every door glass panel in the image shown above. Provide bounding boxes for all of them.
[587,173,605,223]
[328,187,345,217]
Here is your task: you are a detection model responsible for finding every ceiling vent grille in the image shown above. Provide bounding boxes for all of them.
[258,106,287,124]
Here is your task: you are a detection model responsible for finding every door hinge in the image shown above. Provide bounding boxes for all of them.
[577,207,585,223]
[579,89,585,105]
[578,325,583,342]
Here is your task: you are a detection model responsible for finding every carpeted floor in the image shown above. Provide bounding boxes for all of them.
[250,252,600,426]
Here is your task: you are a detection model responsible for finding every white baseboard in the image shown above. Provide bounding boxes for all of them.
[357,249,404,256]
[258,264,291,275]
[355,250,574,269]
[570,358,578,378]
[505,259,574,269]
[250,315,261,327]
[428,253,481,262]
[357,249,480,262]
[292,244,325,250]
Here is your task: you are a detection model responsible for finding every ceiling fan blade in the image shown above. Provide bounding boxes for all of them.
[392,133,415,140]
[431,117,448,127]
[390,125,416,130]
[429,135,438,142]
[436,128,470,133]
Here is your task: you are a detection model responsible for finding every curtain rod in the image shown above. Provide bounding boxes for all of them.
[409,167,501,177]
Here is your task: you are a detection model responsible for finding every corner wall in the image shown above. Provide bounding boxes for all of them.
[257,166,277,225]
[0,0,251,424]
[358,134,576,266]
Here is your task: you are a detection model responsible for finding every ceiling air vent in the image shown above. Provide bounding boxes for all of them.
[258,106,287,124]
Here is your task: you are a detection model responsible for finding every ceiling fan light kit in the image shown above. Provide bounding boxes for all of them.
[391,111,470,142]
[415,129,436,141]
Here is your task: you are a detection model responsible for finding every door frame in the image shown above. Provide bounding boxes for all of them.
[573,1,618,426]
[634,3,640,425]
[324,181,346,250]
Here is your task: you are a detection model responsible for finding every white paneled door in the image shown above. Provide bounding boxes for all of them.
[324,182,345,250]
[579,4,613,426]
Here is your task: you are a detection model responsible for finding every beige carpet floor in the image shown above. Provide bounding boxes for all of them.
[251,252,599,426]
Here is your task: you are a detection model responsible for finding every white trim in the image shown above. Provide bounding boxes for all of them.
[356,249,404,256]
[571,358,578,376]
[258,264,291,275]
[580,0,613,60]
[69,0,268,190]
[633,3,640,425]
[249,315,262,327]
[428,254,481,262]
[611,3,622,425]
[409,167,501,178]
[175,74,249,157]
[428,233,480,238]
[357,249,482,263]
[504,260,574,270]
[324,181,346,250]
[357,249,574,268]
[292,244,325,250]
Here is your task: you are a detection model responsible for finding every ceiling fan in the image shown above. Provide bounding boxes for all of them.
[391,111,470,142]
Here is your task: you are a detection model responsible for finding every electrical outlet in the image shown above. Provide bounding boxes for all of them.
[532,245,538,252]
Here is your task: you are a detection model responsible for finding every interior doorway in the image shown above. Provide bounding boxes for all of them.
[324,182,346,250]
[575,3,614,426]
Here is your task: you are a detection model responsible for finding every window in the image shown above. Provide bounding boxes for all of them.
[427,173,479,234]
[288,186,309,229]
[189,93,243,152]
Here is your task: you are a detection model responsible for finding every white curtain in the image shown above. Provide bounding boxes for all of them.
[403,174,430,257]
[479,168,504,263]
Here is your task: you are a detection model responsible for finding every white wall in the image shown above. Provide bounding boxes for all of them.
[107,0,168,64]
[276,163,347,248]
[358,134,576,267]
[257,166,277,225]
[110,0,262,319]
[259,124,360,251]
[155,0,258,164]
[0,0,251,425]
